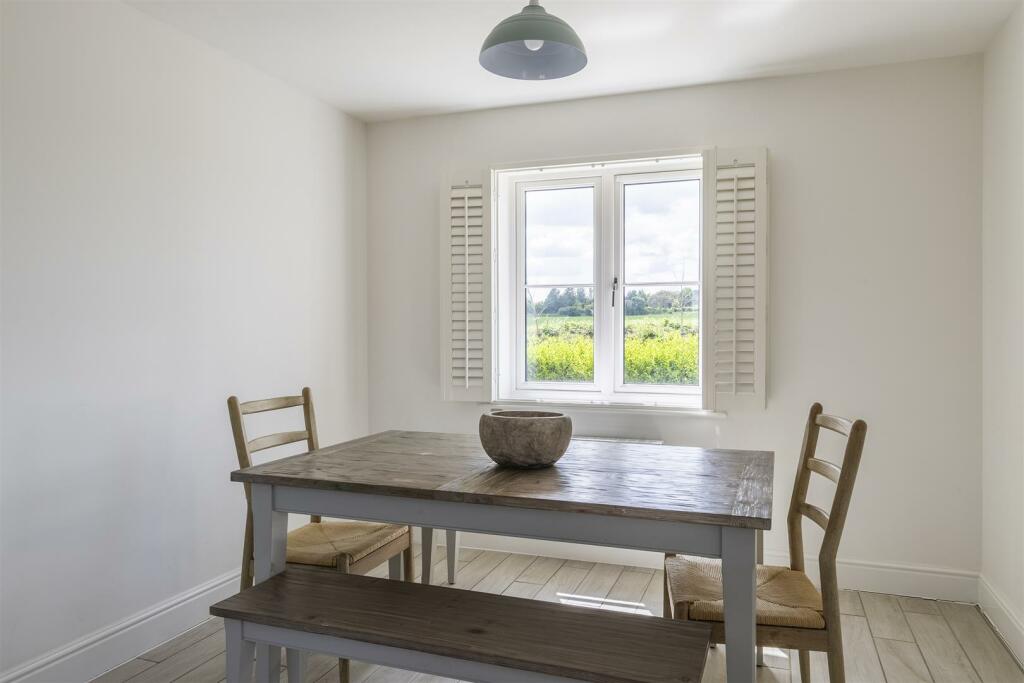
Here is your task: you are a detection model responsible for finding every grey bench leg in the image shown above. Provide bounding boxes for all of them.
[446,530,460,585]
[225,619,254,683]
[420,527,433,584]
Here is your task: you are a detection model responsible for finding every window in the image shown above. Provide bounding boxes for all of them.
[439,147,768,412]
[498,156,705,408]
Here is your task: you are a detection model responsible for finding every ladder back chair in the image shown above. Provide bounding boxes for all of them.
[227,387,414,683]
[664,402,867,683]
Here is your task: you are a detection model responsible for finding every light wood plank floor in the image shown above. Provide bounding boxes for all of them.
[92,550,1023,683]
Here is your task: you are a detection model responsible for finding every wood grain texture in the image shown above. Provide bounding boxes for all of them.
[602,569,655,614]
[898,597,940,615]
[503,581,544,599]
[861,593,914,642]
[874,639,932,683]
[534,561,594,604]
[125,631,224,683]
[90,658,155,683]
[210,567,711,683]
[838,614,887,682]
[568,563,624,609]
[430,550,508,588]
[140,618,223,663]
[937,601,1024,682]
[469,552,535,594]
[905,612,981,683]
[232,431,774,529]
[838,590,864,616]
[517,556,565,585]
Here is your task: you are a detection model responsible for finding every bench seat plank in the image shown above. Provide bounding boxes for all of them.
[211,568,710,683]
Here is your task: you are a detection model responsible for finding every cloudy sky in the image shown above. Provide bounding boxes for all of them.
[524,179,700,291]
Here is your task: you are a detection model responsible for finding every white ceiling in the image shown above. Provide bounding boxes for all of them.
[132,0,1018,122]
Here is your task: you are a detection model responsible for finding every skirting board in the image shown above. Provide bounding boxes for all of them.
[0,569,239,683]
[453,533,981,603]
[979,574,1024,666]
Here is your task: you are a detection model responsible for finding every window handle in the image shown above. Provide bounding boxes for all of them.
[612,276,619,307]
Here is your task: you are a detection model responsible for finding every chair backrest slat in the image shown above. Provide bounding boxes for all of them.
[227,387,318,470]
[814,414,854,437]
[806,457,841,483]
[799,502,830,531]
[248,430,310,453]
[240,395,305,415]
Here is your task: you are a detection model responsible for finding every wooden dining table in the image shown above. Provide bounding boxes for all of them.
[233,430,774,683]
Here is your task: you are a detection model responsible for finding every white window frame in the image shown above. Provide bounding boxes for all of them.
[515,175,603,394]
[613,168,703,398]
[495,153,705,409]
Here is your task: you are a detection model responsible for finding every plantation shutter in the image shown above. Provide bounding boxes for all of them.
[440,179,492,402]
[702,147,769,410]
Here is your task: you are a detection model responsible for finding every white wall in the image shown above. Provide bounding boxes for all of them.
[368,56,984,598]
[0,2,367,679]
[981,1,1024,662]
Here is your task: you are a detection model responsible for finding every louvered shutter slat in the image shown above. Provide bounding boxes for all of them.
[440,183,492,400]
[702,148,768,410]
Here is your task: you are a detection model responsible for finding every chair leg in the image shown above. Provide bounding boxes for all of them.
[420,527,434,584]
[446,530,460,584]
[826,623,845,683]
[402,544,414,582]
[662,569,672,619]
[240,512,254,590]
[798,650,811,683]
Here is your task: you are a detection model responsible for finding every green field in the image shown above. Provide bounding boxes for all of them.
[525,312,699,385]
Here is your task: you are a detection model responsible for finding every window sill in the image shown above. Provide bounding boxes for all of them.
[487,397,726,418]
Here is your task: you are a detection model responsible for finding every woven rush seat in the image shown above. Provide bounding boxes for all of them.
[286,521,409,568]
[666,554,825,629]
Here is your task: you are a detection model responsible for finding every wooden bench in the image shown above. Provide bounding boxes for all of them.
[210,567,711,683]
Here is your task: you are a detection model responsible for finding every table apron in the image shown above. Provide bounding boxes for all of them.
[272,485,722,557]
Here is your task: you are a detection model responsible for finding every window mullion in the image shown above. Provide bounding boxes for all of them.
[597,171,617,397]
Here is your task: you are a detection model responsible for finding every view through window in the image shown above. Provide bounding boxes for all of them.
[507,157,702,402]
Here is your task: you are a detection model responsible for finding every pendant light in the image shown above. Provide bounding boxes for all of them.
[479,0,587,80]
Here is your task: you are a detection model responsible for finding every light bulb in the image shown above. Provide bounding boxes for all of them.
[524,39,544,51]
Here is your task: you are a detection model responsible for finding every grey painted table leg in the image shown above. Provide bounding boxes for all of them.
[721,526,757,682]
[446,529,460,584]
[252,484,289,683]
[420,527,433,584]
[756,528,764,667]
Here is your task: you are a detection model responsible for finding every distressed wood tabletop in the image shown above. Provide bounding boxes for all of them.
[232,430,773,529]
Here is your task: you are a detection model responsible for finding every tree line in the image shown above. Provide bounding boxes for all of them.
[530,287,696,317]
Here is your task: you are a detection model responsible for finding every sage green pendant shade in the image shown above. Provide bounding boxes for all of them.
[479,1,587,80]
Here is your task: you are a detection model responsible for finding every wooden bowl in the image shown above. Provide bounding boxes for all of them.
[478,410,573,469]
